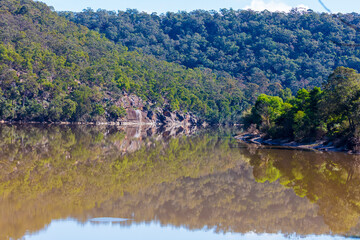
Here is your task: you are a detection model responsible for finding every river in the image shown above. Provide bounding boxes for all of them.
[0,124,359,240]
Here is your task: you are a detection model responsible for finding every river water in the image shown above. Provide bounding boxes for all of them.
[1,124,359,240]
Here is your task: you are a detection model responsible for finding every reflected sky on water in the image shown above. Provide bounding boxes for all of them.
[23,220,358,240]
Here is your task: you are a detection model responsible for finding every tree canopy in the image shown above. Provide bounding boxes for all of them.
[0,0,245,123]
[244,67,360,150]
[62,8,360,97]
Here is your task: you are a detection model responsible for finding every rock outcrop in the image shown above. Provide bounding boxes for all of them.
[121,108,200,126]
[116,94,202,126]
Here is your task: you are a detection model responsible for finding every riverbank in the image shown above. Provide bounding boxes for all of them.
[0,120,209,128]
[0,120,155,126]
[0,106,207,127]
[235,133,359,154]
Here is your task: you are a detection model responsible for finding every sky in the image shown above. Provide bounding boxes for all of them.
[38,0,360,14]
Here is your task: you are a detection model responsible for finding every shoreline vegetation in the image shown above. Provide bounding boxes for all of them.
[0,120,155,125]
[0,119,205,126]
[241,67,360,154]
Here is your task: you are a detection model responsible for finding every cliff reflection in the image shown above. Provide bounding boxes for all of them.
[0,125,360,240]
[0,124,236,240]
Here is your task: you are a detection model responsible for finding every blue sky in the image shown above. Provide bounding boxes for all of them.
[38,0,360,14]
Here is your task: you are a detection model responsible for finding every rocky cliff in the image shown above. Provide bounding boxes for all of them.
[0,94,203,126]
[117,94,202,126]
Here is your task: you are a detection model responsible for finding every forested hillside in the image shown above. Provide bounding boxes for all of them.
[62,8,360,97]
[0,0,244,124]
[3,0,360,125]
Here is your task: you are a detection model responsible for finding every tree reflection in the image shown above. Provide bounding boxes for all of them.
[247,145,360,234]
[0,125,359,239]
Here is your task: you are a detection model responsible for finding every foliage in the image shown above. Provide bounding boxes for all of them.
[245,67,360,145]
[322,67,360,136]
[0,0,245,123]
[108,105,126,120]
[62,8,360,98]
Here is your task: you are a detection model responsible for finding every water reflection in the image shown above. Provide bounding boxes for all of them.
[23,221,358,240]
[0,125,359,239]
[244,144,360,235]
[89,218,131,223]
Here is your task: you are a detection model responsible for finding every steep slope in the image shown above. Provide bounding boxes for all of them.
[62,9,360,98]
[0,0,244,124]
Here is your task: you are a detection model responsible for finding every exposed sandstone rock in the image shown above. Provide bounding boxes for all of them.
[120,108,200,126]
[117,94,145,109]
[111,94,202,126]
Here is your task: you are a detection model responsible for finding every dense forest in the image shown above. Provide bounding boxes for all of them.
[0,0,244,124]
[2,0,360,128]
[62,8,360,96]
[244,67,360,150]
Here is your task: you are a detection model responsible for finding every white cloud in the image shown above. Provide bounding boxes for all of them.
[244,0,308,12]
[296,4,309,10]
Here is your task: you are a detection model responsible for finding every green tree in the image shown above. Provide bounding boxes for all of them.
[253,94,284,129]
[322,67,360,136]
[108,105,127,120]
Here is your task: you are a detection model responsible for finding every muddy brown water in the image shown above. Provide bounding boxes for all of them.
[0,124,359,240]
